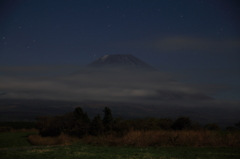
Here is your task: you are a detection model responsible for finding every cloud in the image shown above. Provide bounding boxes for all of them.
[152,36,240,52]
[0,66,235,107]
[113,36,240,53]
[0,65,82,76]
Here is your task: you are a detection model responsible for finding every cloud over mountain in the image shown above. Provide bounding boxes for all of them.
[0,54,232,107]
[87,54,156,70]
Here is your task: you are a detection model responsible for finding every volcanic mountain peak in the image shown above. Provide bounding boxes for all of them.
[100,55,110,61]
[87,54,156,70]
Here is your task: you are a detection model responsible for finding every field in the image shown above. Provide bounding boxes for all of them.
[0,132,37,149]
[1,132,240,159]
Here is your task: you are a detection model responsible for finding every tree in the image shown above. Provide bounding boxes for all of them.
[157,118,173,130]
[74,107,91,123]
[172,116,192,130]
[111,118,132,136]
[90,114,104,136]
[235,121,240,129]
[72,107,91,137]
[204,123,220,131]
[191,121,202,130]
[225,126,237,131]
[103,107,113,132]
[36,116,61,137]
[63,107,91,137]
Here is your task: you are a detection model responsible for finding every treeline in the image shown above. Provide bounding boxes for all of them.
[0,121,36,132]
[35,107,240,137]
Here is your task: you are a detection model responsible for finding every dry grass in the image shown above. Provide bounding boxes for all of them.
[81,130,240,147]
[27,130,240,147]
[27,134,79,146]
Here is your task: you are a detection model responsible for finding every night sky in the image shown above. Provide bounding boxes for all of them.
[0,0,240,101]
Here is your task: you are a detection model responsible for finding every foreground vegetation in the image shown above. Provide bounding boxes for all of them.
[1,132,240,159]
[30,107,240,147]
[1,107,240,148]
[34,107,240,137]
[27,130,240,147]
[1,107,240,158]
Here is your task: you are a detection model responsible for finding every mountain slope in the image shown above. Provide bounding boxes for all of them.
[72,54,213,101]
[87,54,156,70]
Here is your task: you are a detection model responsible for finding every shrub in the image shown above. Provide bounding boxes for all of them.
[172,116,192,130]
[204,123,220,131]
[36,116,61,137]
[235,122,240,129]
[157,118,173,130]
[225,126,238,131]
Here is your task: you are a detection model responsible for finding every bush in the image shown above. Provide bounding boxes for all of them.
[172,116,192,130]
[0,126,11,132]
[225,126,238,131]
[204,123,220,131]
[157,118,173,130]
[235,122,240,129]
[36,116,61,137]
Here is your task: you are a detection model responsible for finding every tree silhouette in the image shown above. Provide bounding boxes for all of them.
[64,107,90,137]
[74,107,90,123]
[204,123,220,131]
[103,107,113,132]
[74,107,90,137]
[36,116,61,137]
[157,118,173,130]
[90,114,104,136]
[172,116,192,130]
[235,121,240,129]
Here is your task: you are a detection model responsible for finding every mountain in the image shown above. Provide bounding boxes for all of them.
[87,54,156,70]
[73,54,213,101]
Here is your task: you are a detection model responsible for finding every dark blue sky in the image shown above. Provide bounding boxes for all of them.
[0,0,240,100]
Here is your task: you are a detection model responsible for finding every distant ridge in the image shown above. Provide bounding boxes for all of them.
[87,54,156,70]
